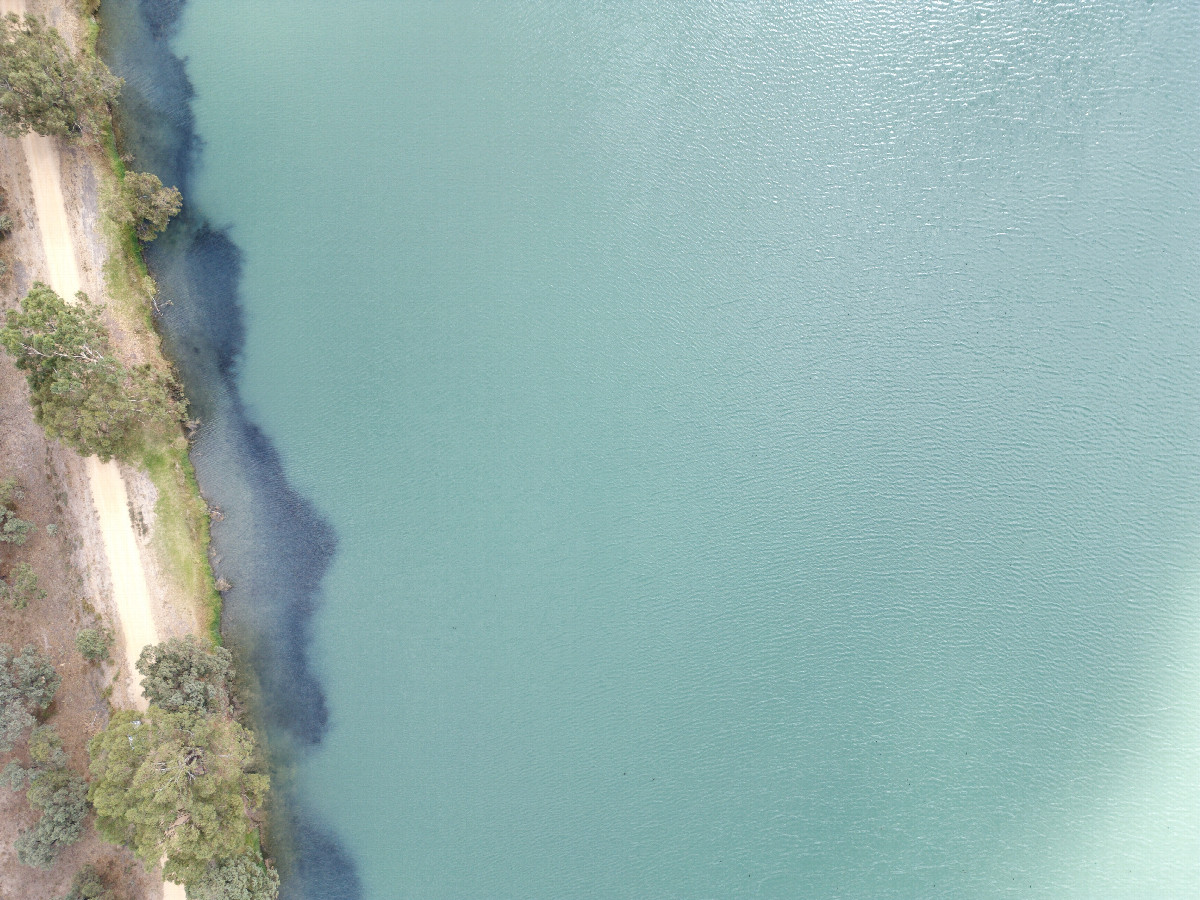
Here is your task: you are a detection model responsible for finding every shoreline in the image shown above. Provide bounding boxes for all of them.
[0,0,250,896]
[94,2,365,897]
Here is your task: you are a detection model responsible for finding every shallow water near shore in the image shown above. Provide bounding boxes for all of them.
[110,1,1199,897]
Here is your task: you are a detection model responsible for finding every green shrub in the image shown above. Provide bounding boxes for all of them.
[76,627,113,662]
[28,724,69,769]
[0,212,12,235]
[5,725,87,870]
[13,763,88,869]
[61,865,116,900]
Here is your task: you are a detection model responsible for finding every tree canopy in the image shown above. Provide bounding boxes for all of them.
[118,171,182,241]
[0,643,59,753]
[88,708,268,885]
[0,283,181,460]
[0,13,120,139]
[137,636,234,715]
[4,726,87,870]
[189,852,280,900]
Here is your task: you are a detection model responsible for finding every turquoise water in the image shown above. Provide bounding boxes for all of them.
[153,1,1200,896]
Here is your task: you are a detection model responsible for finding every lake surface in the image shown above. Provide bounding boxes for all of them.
[109,1,1200,897]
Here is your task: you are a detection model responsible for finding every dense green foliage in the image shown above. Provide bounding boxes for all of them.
[0,13,120,139]
[118,171,182,241]
[76,626,113,662]
[189,851,280,900]
[88,708,269,884]
[60,865,117,900]
[0,282,182,460]
[13,767,88,868]
[4,726,88,870]
[137,636,234,714]
[0,644,59,753]
[4,561,45,609]
[0,476,35,545]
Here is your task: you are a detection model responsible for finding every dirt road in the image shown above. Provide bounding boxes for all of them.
[21,125,190,900]
[18,128,160,704]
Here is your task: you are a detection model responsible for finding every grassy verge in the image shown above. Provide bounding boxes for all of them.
[140,444,222,643]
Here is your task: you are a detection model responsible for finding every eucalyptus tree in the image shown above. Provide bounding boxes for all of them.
[1,283,180,459]
[88,708,269,884]
[0,13,120,139]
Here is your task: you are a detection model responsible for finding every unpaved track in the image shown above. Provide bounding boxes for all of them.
[22,124,190,900]
[7,3,188,896]
[84,455,157,712]
[20,133,79,295]
[19,129,159,706]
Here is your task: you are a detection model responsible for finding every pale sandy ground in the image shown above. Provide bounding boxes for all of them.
[3,1,188,897]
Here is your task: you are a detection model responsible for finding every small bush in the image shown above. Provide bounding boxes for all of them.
[5,725,86,870]
[61,865,116,900]
[14,766,88,868]
[76,627,112,662]
[4,562,46,609]
[0,477,35,545]
[0,212,12,235]
[28,724,68,769]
